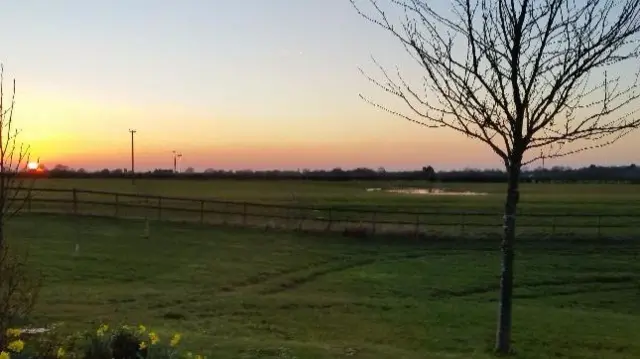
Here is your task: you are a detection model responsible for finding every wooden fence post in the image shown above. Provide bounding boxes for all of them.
[72,188,78,214]
[157,196,162,220]
[114,194,119,217]
[222,203,228,225]
[27,191,32,213]
[371,212,377,235]
[286,207,292,230]
[297,210,305,231]
[242,202,248,226]
[286,207,296,229]
[200,200,204,224]
[145,196,150,219]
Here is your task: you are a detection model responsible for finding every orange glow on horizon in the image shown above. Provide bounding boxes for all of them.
[15,88,640,172]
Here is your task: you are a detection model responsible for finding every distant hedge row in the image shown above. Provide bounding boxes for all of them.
[20,164,640,183]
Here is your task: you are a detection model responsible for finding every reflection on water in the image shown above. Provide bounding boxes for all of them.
[366,187,488,196]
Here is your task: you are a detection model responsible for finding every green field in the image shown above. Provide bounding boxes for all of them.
[29,178,640,213]
[9,214,640,359]
[22,179,640,240]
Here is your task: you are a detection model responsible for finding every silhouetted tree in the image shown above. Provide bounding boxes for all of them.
[184,167,195,173]
[422,166,436,181]
[0,65,34,246]
[0,67,41,347]
[350,0,640,353]
[51,164,70,172]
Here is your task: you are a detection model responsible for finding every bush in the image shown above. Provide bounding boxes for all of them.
[0,243,42,348]
[0,324,204,359]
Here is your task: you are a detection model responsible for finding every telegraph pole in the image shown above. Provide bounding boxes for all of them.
[172,150,177,173]
[129,129,137,184]
[172,150,182,173]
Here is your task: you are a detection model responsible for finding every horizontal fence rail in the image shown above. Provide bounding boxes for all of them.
[9,187,640,240]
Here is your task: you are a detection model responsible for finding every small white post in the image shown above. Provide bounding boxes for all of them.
[144,219,150,239]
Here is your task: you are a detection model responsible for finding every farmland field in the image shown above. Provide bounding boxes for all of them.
[29,178,640,213]
[9,214,640,359]
[21,178,640,239]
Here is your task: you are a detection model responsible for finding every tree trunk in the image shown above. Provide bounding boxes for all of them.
[0,216,4,250]
[495,160,522,355]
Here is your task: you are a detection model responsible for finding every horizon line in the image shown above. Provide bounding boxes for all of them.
[29,162,638,173]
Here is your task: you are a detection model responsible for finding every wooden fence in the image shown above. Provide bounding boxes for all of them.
[13,187,640,239]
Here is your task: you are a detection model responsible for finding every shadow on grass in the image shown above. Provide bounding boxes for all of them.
[430,274,638,299]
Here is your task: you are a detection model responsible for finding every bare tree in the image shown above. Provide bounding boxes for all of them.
[0,64,34,247]
[0,66,40,346]
[350,0,640,354]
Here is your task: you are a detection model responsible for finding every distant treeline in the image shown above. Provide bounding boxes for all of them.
[23,164,640,183]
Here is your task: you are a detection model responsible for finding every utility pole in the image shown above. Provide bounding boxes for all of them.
[172,150,177,173]
[172,150,182,173]
[129,129,137,184]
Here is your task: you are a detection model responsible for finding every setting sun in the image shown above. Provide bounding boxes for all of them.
[27,162,39,170]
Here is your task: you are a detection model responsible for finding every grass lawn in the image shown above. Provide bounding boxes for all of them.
[8,214,640,359]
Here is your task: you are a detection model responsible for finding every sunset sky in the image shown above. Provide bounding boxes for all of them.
[2,0,639,171]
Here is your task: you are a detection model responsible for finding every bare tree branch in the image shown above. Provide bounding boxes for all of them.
[0,64,35,246]
[351,0,640,166]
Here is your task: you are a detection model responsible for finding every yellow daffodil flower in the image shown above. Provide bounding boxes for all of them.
[96,324,109,337]
[139,342,147,350]
[56,347,66,359]
[0,351,10,359]
[170,333,181,347]
[5,329,21,338]
[7,340,24,353]
[148,332,159,345]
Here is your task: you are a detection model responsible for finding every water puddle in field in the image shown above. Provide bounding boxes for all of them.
[18,328,49,334]
[367,188,488,196]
